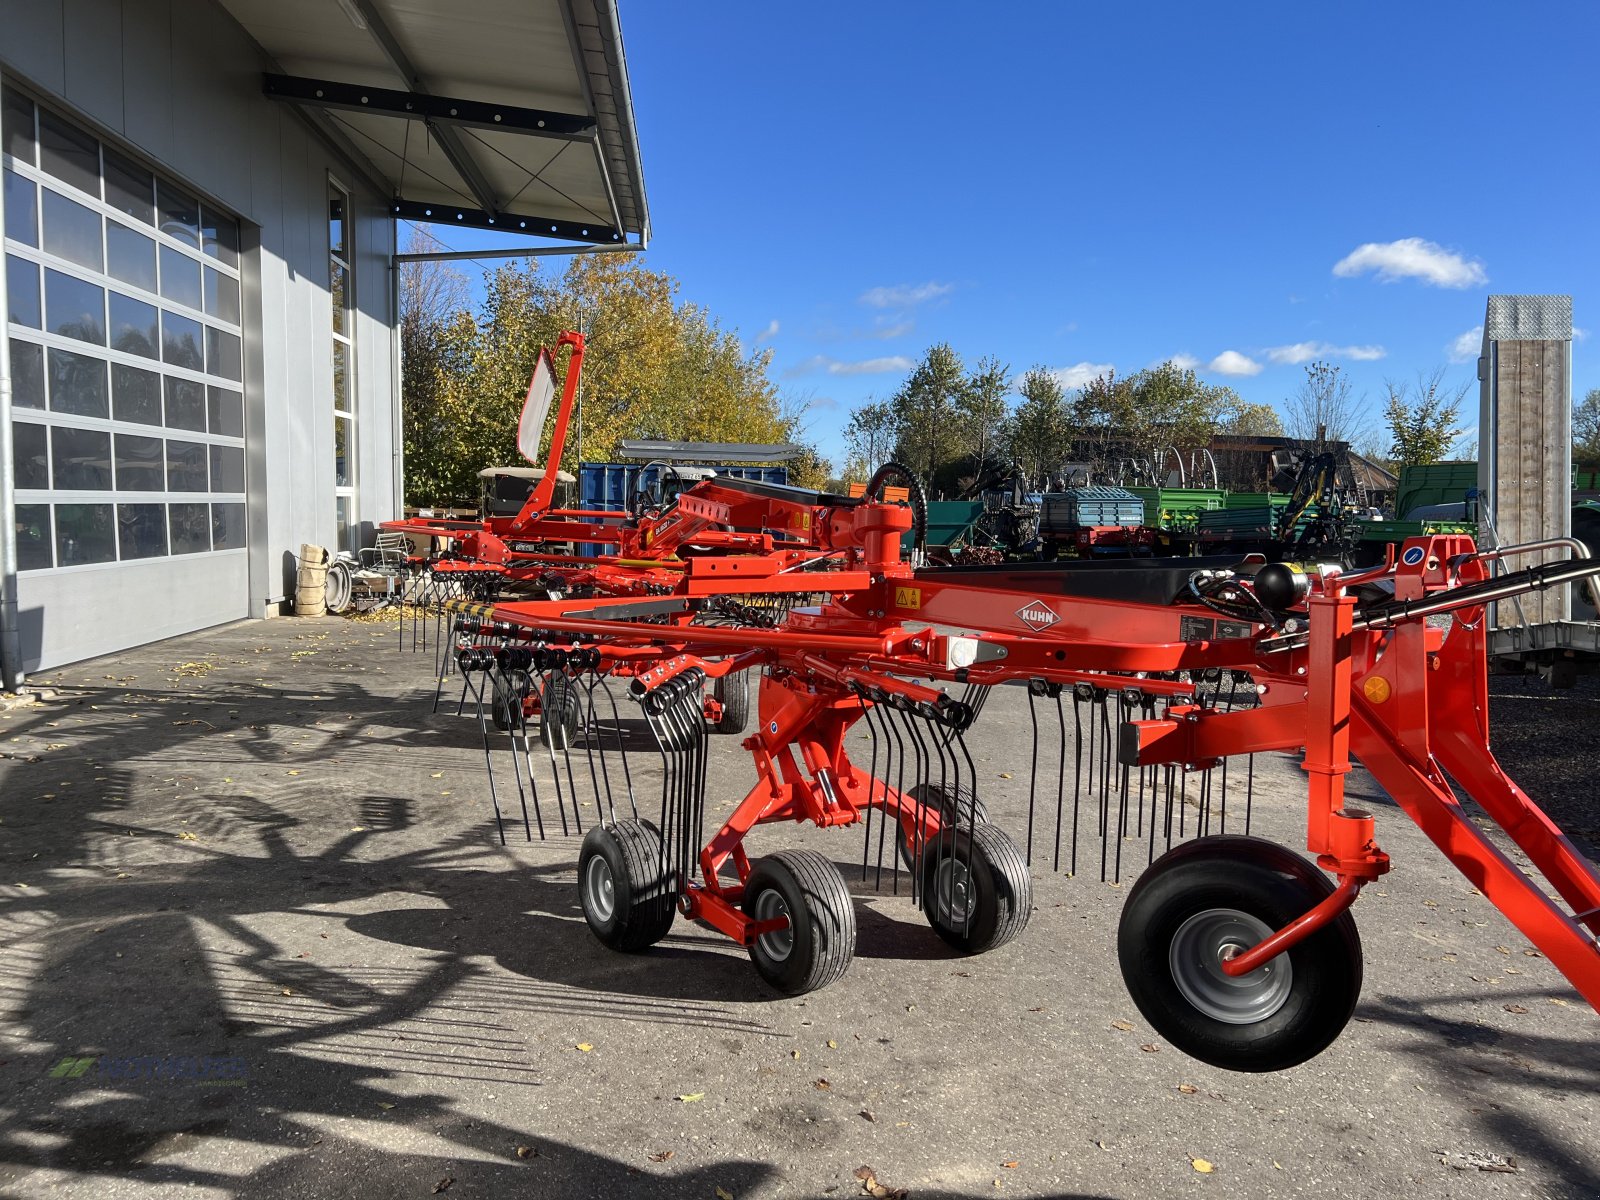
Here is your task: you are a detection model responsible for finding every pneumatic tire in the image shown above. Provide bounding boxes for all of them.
[920,821,1031,954]
[578,819,677,952]
[743,850,856,995]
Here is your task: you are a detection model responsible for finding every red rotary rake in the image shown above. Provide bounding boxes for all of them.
[383,333,1600,1071]
[435,464,1600,1073]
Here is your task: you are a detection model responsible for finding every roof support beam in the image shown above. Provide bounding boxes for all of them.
[387,198,624,243]
[262,75,594,140]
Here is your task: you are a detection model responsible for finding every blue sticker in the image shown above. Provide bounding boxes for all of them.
[1402,546,1425,566]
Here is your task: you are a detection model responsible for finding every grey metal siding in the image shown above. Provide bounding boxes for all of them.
[3,0,399,670]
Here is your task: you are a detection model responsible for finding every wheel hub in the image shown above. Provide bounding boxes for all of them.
[583,855,615,922]
[752,889,794,962]
[932,857,974,925]
[1169,907,1292,1025]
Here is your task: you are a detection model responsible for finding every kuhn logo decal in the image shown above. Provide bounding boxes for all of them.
[1016,601,1059,632]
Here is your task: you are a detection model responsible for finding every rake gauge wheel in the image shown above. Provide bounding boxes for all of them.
[1117,836,1363,1073]
[490,669,531,732]
[578,820,677,951]
[540,675,582,749]
[920,821,1031,954]
[742,850,856,995]
[897,782,989,871]
[712,670,751,735]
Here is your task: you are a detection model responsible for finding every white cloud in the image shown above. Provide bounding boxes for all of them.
[1049,361,1115,389]
[859,281,954,308]
[785,354,914,379]
[754,319,779,344]
[1209,350,1263,377]
[1332,238,1487,289]
[1575,326,1590,342]
[870,319,914,339]
[1447,325,1484,363]
[1263,341,1387,365]
[1164,354,1202,371]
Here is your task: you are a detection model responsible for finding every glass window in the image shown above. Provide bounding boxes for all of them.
[16,504,52,570]
[44,268,105,344]
[112,363,162,425]
[158,180,199,247]
[334,415,353,487]
[56,503,116,565]
[205,326,241,381]
[41,189,103,271]
[169,502,210,554]
[109,291,160,359]
[51,425,112,490]
[212,502,246,550]
[107,222,158,292]
[115,432,165,491]
[335,495,353,550]
[38,108,99,198]
[328,188,345,257]
[13,420,49,489]
[161,311,202,370]
[4,167,37,245]
[1,87,36,165]
[48,347,108,417]
[333,340,349,411]
[331,261,348,336]
[166,439,207,491]
[204,266,240,323]
[164,376,206,431]
[209,443,245,492]
[159,244,201,309]
[201,205,239,267]
[103,148,155,224]
[7,254,40,327]
[10,339,45,409]
[207,386,243,438]
[118,503,167,559]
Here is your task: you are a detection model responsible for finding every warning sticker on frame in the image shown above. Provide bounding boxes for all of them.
[1179,615,1217,643]
[893,586,922,609]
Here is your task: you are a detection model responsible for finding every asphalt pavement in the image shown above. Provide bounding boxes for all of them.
[0,613,1595,1199]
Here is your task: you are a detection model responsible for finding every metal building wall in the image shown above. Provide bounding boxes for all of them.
[1,0,399,670]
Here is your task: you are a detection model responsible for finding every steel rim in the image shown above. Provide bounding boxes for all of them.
[583,855,616,923]
[932,856,974,926]
[753,888,794,963]
[1168,907,1292,1025]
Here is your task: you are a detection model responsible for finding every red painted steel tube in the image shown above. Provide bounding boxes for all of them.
[1218,877,1363,977]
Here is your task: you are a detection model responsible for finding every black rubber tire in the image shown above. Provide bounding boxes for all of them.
[896,781,989,871]
[577,819,677,951]
[742,849,856,995]
[1117,835,1363,1073]
[490,670,530,733]
[540,675,581,749]
[713,670,751,735]
[920,821,1032,954]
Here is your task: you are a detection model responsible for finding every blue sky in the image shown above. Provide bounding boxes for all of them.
[413,2,1600,470]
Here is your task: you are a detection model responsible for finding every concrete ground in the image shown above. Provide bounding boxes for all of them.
[0,613,1596,1200]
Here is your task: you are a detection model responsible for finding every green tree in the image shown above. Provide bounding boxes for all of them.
[1575,387,1600,467]
[957,355,1012,470]
[1220,400,1284,436]
[398,230,475,508]
[1383,368,1469,468]
[1007,367,1072,482]
[843,400,897,473]
[1284,360,1370,445]
[889,344,968,486]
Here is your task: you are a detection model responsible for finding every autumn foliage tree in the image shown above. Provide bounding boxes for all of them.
[1382,368,1470,468]
[399,250,823,507]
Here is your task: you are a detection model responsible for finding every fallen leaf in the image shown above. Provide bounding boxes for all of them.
[1503,1004,1529,1014]
[350,826,366,832]
[1272,1160,1283,1169]
[859,1109,876,1122]
[826,1039,838,1049]
[1177,1083,1198,1094]
[280,988,293,996]
[676,1093,705,1103]
[177,831,198,841]
[648,1150,673,1163]
[1139,1043,1159,1053]
[431,772,444,779]
[432,1179,452,1194]
[1549,998,1569,1007]
[814,1078,832,1090]
[1191,1158,1214,1174]
[790,1049,801,1059]
[1027,1006,1047,1013]
[514,1144,536,1159]
[1001,1160,1019,1169]
[376,1101,395,1110]
[286,770,301,776]
[998,772,1013,779]
[1111,1020,1133,1031]
[715,1188,734,1200]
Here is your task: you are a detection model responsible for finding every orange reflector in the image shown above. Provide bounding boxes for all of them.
[1362,676,1392,704]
